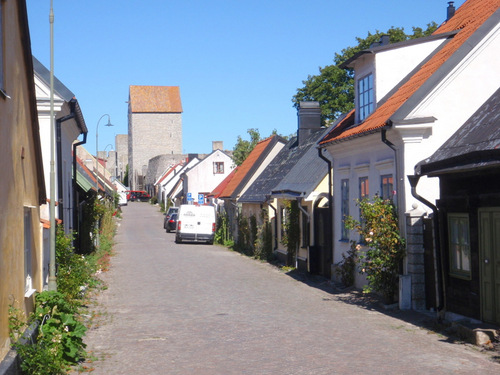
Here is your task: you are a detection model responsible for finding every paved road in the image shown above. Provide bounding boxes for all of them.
[80,202,500,374]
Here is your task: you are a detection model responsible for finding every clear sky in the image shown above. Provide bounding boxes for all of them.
[26,0,465,155]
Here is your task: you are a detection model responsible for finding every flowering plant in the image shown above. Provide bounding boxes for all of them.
[345,195,405,303]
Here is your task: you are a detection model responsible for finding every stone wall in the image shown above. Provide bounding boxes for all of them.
[129,112,182,190]
[405,211,427,310]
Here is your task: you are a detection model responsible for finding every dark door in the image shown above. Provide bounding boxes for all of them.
[311,207,331,278]
[479,208,500,325]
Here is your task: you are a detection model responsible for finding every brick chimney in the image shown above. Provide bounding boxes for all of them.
[447,1,455,21]
[298,102,321,146]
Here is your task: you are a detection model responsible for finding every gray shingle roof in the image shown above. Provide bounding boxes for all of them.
[416,87,500,176]
[239,128,329,203]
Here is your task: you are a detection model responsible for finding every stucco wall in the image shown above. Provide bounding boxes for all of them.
[0,0,44,360]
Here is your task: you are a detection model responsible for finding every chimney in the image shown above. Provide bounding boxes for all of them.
[212,141,223,151]
[298,102,321,146]
[370,34,390,49]
[447,2,455,21]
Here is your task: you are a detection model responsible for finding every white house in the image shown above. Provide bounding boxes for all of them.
[318,0,500,310]
[181,150,234,204]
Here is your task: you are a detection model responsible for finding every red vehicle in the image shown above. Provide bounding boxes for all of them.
[126,190,151,202]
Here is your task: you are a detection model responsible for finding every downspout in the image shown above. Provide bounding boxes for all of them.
[73,130,87,251]
[318,147,333,272]
[408,174,444,313]
[381,128,405,275]
[267,197,278,250]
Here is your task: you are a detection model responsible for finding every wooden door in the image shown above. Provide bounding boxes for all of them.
[479,208,500,324]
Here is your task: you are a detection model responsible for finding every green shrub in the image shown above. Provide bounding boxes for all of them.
[345,196,406,303]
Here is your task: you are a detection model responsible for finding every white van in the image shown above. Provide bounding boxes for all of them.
[175,204,216,244]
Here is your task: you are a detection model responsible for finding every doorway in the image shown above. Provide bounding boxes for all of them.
[479,208,500,325]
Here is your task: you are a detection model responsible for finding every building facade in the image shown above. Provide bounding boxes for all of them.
[128,85,183,190]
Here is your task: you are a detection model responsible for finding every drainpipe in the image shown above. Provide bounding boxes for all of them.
[73,131,87,252]
[408,175,444,313]
[381,128,406,275]
[267,196,278,250]
[318,147,333,269]
[381,128,398,207]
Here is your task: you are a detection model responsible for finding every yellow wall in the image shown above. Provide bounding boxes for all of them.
[0,0,45,360]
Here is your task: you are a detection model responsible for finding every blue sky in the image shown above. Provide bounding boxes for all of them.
[26,0,465,155]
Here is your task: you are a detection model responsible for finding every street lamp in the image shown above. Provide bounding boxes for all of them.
[96,114,114,193]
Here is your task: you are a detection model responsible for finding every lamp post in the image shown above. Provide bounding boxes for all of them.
[95,114,113,193]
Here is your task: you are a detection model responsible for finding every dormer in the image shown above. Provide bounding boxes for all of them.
[340,32,455,124]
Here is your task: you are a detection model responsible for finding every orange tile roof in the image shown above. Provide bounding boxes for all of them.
[129,85,183,113]
[210,167,238,198]
[157,161,184,185]
[320,0,500,145]
[218,136,278,199]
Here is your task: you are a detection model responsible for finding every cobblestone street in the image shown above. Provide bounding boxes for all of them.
[79,203,500,374]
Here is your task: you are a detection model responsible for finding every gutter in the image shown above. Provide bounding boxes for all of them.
[407,174,444,313]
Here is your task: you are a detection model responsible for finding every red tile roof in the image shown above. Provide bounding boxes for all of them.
[129,85,183,113]
[156,161,184,185]
[210,167,238,198]
[218,136,279,199]
[320,0,500,145]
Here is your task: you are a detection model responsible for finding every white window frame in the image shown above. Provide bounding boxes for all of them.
[213,161,224,174]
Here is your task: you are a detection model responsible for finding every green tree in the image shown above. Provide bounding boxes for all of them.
[232,128,261,166]
[292,24,438,124]
[122,164,129,187]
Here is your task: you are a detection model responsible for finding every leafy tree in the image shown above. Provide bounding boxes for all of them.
[292,24,438,124]
[122,164,129,186]
[232,128,261,166]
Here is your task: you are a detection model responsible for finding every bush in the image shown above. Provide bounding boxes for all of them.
[9,291,87,374]
[345,196,405,303]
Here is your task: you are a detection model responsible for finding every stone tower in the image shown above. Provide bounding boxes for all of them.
[128,85,183,190]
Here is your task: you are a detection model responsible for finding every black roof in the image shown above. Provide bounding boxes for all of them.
[271,127,332,198]
[416,87,500,176]
[239,128,327,204]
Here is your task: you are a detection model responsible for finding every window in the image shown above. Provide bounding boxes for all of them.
[380,174,394,201]
[358,74,374,122]
[341,179,349,240]
[280,206,286,240]
[448,214,471,278]
[359,176,369,200]
[213,162,224,174]
[359,177,369,242]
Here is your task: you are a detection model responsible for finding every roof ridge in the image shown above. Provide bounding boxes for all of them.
[320,0,500,146]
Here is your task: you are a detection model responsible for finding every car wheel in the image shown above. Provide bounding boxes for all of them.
[166,228,170,233]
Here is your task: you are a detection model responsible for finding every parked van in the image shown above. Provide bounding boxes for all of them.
[175,204,216,244]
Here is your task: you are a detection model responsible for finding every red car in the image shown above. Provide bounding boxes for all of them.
[126,190,150,202]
